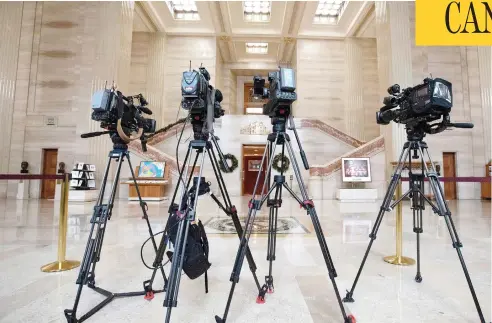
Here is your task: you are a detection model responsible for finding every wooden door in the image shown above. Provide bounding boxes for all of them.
[242,145,267,195]
[442,152,457,200]
[41,149,58,199]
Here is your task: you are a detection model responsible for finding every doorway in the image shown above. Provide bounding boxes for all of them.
[242,144,267,195]
[41,149,58,199]
[442,152,457,200]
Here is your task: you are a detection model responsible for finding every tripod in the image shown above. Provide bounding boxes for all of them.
[144,122,261,323]
[64,137,167,323]
[343,126,489,323]
[215,114,356,323]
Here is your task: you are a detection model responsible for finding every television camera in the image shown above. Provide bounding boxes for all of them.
[376,77,473,135]
[253,67,297,118]
[181,65,224,140]
[82,86,156,151]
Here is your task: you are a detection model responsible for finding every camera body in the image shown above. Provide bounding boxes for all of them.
[91,88,156,135]
[377,78,453,126]
[253,68,297,117]
[181,66,224,120]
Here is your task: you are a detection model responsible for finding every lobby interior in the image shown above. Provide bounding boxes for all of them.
[0,1,490,323]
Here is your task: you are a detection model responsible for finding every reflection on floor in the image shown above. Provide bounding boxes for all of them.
[0,197,490,323]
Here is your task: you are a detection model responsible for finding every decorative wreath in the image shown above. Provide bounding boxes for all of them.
[272,154,290,173]
[219,154,238,173]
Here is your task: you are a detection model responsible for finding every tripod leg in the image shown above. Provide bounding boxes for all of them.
[126,153,168,292]
[343,146,410,303]
[165,147,207,323]
[64,153,114,321]
[420,148,487,323]
[284,139,355,322]
[215,137,277,323]
[207,145,261,290]
[412,179,423,283]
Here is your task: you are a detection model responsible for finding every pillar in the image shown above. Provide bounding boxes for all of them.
[375,2,413,169]
[344,38,365,141]
[0,3,23,197]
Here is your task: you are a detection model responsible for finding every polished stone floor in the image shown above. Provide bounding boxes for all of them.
[0,197,490,323]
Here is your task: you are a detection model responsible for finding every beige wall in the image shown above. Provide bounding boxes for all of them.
[0,2,134,198]
[296,38,380,142]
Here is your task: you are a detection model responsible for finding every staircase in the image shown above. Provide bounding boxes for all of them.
[128,118,382,179]
[310,135,385,177]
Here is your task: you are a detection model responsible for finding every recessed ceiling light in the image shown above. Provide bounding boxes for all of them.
[246,42,268,54]
[244,1,271,22]
[313,0,346,25]
[167,0,200,21]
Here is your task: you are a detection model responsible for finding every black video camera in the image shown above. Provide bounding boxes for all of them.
[253,67,297,117]
[87,87,156,150]
[377,78,473,134]
[181,66,224,120]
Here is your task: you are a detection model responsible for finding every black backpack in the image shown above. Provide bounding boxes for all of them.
[166,194,211,292]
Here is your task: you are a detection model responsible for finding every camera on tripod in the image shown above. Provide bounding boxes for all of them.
[376,77,453,127]
[89,85,156,150]
[181,66,225,120]
[253,67,297,117]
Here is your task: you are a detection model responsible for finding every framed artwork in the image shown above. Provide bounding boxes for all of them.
[77,163,84,170]
[89,164,96,171]
[88,173,94,179]
[342,157,372,182]
[138,161,166,178]
[87,180,96,188]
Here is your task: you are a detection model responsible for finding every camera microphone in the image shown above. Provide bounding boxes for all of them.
[449,122,474,129]
[139,106,153,115]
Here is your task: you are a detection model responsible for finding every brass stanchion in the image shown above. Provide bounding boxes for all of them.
[41,173,80,272]
[383,180,415,266]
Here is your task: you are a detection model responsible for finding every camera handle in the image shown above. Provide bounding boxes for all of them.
[288,115,309,170]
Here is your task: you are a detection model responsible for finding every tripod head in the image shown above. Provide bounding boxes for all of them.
[405,113,474,142]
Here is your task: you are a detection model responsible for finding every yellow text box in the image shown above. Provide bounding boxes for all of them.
[416,0,492,46]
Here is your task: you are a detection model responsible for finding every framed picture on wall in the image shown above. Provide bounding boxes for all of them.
[341,157,372,182]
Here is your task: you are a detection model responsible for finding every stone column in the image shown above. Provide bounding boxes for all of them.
[478,47,491,162]
[0,3,23,197]
[375,1,413,172]
[344,38,365,141]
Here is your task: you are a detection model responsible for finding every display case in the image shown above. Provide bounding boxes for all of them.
[70,163,96,190]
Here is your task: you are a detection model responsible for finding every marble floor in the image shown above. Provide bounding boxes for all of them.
[0,196,490,323]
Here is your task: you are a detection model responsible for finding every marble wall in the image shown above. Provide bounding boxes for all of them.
[0,2,135,198]
[296,38,380,142]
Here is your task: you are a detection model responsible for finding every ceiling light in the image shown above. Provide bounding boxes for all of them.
[167,0,200,21]
[246,42,268,54]
[244,1,271,22]
[314,0,346,24]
